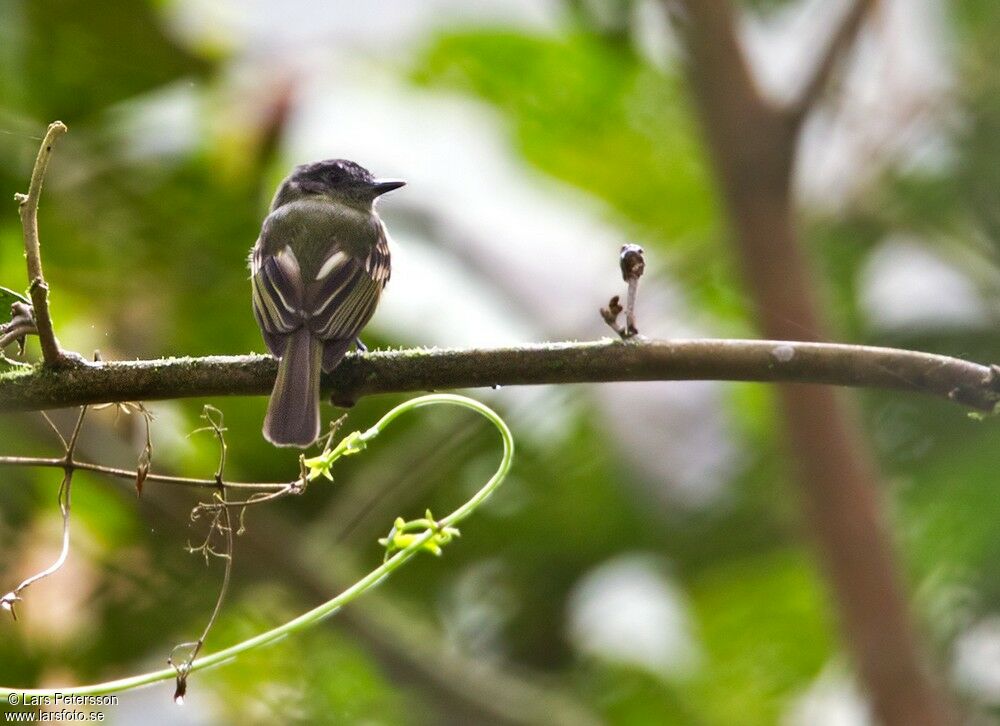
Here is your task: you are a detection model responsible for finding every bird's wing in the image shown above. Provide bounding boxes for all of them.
[250,243,305,357]
[252,221,390,360]
[306,225,390,342]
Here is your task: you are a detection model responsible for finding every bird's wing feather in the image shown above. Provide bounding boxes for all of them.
[251,244,305,356]
[306,225,390,341]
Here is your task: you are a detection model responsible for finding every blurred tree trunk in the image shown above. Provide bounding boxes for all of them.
[670,1,955,724]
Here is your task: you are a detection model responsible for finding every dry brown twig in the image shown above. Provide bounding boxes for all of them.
[600,244,645,338]
[11,121,85,368]
[170,405,236,704]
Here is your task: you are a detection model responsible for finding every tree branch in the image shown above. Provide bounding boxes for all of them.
[13,121,74,368]
[671,1,955,723]
[0,339,996,413]
[787,0,879,128]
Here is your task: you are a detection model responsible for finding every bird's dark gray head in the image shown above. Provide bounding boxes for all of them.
[272,159,405,210]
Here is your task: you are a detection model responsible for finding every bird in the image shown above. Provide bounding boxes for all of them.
[250,159,404,447]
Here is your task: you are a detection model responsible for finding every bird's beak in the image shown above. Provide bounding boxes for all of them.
[371,179,406,196]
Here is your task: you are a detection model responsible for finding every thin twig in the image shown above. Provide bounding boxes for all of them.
[39,411,68,449]
[0,323,36,353]
[189,409,307,532]
[193,484,303,515]
[64,405,87,458]
[204,406,227,485]
[1,406,87,620]
[787,0,879,128]
[13,122,75,367]
[0,456,287,491]
[134,403,153,496]
[170,495,234,704]
[620,244,644,337]
[92,400,159,496]
[171,407,236,703]
[600,243,645,338]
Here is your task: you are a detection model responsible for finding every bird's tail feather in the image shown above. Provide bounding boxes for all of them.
[322,338,353,373]
[264,328,322,448]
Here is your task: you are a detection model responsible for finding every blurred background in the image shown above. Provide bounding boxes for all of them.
[0,0,999,723]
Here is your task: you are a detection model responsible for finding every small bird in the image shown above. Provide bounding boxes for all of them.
[250,159,404,447]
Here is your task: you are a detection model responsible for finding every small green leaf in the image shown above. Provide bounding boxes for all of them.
[303,455,334,481]
[0,286,29,312]
[378,514,461,559]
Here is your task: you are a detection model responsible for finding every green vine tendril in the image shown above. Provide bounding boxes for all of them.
[0,393,513,700]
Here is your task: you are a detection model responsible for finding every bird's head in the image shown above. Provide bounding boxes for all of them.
[272,159,405,211]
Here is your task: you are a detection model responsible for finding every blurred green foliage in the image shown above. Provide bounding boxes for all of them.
[413,31,749,327]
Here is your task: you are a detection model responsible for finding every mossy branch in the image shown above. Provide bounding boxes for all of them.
[0,338,998,414]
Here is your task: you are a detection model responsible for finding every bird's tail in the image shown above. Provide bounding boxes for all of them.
[264,328,322,448]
